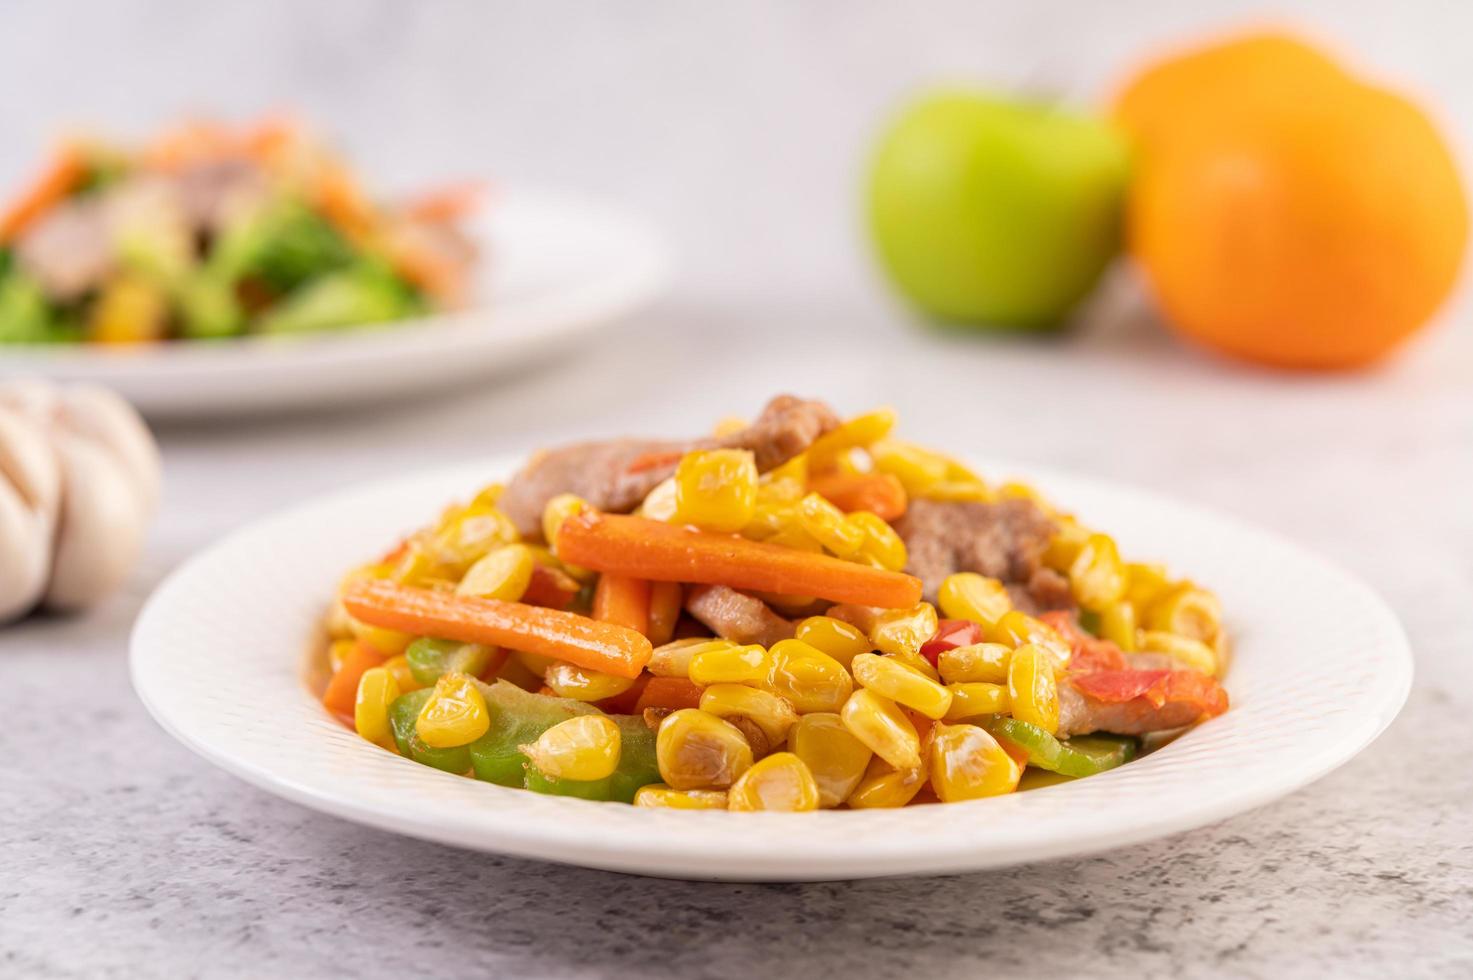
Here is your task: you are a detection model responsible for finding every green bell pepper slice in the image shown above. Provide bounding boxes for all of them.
[983,717,1138,778]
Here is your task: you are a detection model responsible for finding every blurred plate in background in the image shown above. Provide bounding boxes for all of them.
[0,189,669,418]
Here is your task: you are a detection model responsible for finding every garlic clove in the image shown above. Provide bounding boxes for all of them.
[51,384,161,513]
[0,409,60,621]
[43,433,149,612]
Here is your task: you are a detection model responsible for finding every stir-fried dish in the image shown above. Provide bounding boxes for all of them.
[0,118,478,344]
[322,397,1229,810]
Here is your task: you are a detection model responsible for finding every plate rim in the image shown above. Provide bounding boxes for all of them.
[129,454,1413,881]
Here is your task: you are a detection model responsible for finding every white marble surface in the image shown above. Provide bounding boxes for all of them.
[3,2,1473,977]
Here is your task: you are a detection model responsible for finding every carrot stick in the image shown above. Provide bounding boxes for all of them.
[0,145,86,243]
[808,471,908,521]
[342,579,652,679]
[556,513,923,609]
[593,573,652,636]
[322,642,386,717]
[635,677,705,713]
[646,582,683,647]
[522,563,580,611]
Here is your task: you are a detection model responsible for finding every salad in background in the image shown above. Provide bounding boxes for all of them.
[0,118,481,345]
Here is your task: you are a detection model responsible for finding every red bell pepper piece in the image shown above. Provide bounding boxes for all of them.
[918,618,983,666]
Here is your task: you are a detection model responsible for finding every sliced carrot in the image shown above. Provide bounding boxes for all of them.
[321,642,386,717]
[808,471,908,521]
[403,180,485,224]
[0,145,86,243]
[646,582,683,647]
[592,573,652,636]
[556,513,923,610]
[634,677,705,713]
[522,563,580,611]
[342,579,652,679]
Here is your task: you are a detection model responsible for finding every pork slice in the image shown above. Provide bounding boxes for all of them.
[14,199,115,300]
[499,394,839,535]
[1057,670,1228,737]
[684,584,795,647]
[1006,567,1075,616]
[896,498,1059,603]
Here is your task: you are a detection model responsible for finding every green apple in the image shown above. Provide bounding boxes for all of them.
[867,91,1129,330]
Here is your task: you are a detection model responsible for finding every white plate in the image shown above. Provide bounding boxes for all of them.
[130,456,1411,881]
[0,190,669,418]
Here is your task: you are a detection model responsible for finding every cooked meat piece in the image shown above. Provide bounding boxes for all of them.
[499,395,839,535]
[684,584,795,647]
[896,498,1060,604]
[1057,669,1228,737]
[1007,567,1075,616]
[15,199,115,300]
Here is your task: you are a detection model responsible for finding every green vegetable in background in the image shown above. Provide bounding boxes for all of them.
[0,273,69,343]
[984,716,1138,777]
[212,198,355,293]
[256,263,422,335]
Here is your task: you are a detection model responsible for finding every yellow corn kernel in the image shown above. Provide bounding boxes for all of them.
[470,482,504,509]
[840,689,922,770]
[741,501,790,540]
[988,611,1070,663]
[1138,630,1217,674]
[943,682,1010,721]
[922,480,996,503]
[428,503,520,576]
[998,480,1046,504]
[846,756,928,809]
[541,492,586,546]
[646,637,720,679]
[700,683,800,745]
[1043,520,1092,573]
[870,603,939,658]
[381,653,422,693]
[766,639,854,713]
[929,723,1022,802]
[1006,644,1060,735]
[353,667,401,748]
[688,642,771,686]
[673,449,758,533]
[656,708,754,789]
[797,492,866,557]
[1145,586,1224,646]
[761,453,809,497]
[639,477,679,522]
[712,415,749,438]
[1125,562,1172,610]
[1069,533,1128,610]
[848,511,908,571]
[524,714,621,781]
[869,440,948,494]
[851,653,953,720]
[937,642,1012,685]
[890,649,941,682]
[938,573,1013,627]
[457,543,535,601]
[795,616,871,668]
[633,784,729,809]
[727,752,820,811]
[806,408,896,471]
[415,673,491,748]
[349,617,412,657]
[1097,601,1138,652]
[328,639,356,673]
[543,661,638,702]
[764,522,824,553]
[789,712,873,807]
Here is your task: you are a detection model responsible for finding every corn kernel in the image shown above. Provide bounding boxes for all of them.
[415,673,491,748]
[847,511,908,571]
[922,480,995,503]
[470,482,504,509]
[943,682,1010,721]
[988,611,1070,664]
[727,752,820,811]
[1138,630,1217,674]
[656,708,754,789]
[1145,586,1224,646]
[1125,562,1172,610]
[542,493,587,548]
[1043,520,1091,573]
[937,642,1011,684]
[797,492,865,557]
[997,480,1046,504]
[1006,645,1060,735]
[1097,601,1138,652]
[870,603,939,658]
[1069,533,1127,610]
[789,713,873,807]
[673,449,758,533]
[700,684,800,745]
[763,521,825,553]
[524,714,621,781]
[348,617,412,657]
[870,440,948,494]
[711,415,749,438]
[639,477,679,522]
[543,661,638,702]
[766,639,854,713]
[328,639,356,673]
[381,653,422,692]
[851,653,953,720]
[840,689,921,770]
[457,543,535,601]
[633,784,729,809]
[806,408,896,471]
[742,500,795,540]
[427,503,519,576]
[795,616,871,668]
[647,637,720,679]
[689,642,771,686]
[938,572,1013,627]
[353,667,400,748]
[846,755,928,809]
[929,723,1022,802]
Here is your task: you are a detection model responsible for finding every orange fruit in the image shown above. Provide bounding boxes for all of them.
[1117,33,1469,369]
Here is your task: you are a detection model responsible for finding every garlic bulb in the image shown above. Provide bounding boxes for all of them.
[0,380,160,620]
